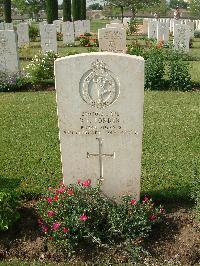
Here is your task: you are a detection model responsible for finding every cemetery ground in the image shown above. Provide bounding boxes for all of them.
[0,20,200,265]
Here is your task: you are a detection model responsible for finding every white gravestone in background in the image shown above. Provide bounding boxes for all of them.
[106,23,124,29]
[4,23,13,30]
[62,21,74,44]
[53,20,62,33]
[143,19,149,34]
[40,24,57,53]
[174,24,190,52]
[98,28,126,53]
[17,23,30,47]
[55,52,144,200]
[0,23,4,30]
[0,30,19,73]
[173,20,181,36]
[185,21,194,38]
[148,20,157,39]
[74,20,82,38]
[86,20,90,33]
[157,22,169,43]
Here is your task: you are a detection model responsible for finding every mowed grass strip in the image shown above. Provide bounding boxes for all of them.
[0,91,199,201]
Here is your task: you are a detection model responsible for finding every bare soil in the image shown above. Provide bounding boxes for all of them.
[0,201,199,265]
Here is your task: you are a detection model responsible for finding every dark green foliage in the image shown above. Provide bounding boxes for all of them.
[194,30,200,38]
[4,0,12,23]
[37,181,163,252]
[0,191,20,231]
[72,0,81,21]
[45,0,58,24]
[0,71,28,92]
[63,0,71,22]
[29,25,39,42]
[80,0,86,20]
[167,50,191,91]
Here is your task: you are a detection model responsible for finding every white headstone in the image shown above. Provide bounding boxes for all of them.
[185,21,194,38]
[0,22,4,30]
[86,20,91,33]
[62,21,74,44]
[148,20,157,39]
[174,24,190,52]
[173,20,181,36]
[53,20,62,33]
[55,52,144,200]
[98,28,126,53]
[17,23,30,47]
[0,30,19,73]
[40,24,57,53]
[106,23,124,29]
[157,22,169,43]
[74,20,82,38]
[123,18,130,29]
[4,23,13,30]
[143,19,149,34]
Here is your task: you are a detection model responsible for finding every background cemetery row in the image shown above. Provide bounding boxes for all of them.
[1,17,200,81]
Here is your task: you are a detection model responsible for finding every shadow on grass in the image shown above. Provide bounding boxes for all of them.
[0,176,22,193]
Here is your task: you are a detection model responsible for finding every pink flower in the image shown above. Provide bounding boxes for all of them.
[63,227,69,233]
[77,178,81,185]
[52,223,60,231]
[42,225,48,233]
[48,211,55,217]
[130,199,137,205]
[142,196,149,203]
[80,214,88,221]
[47,197,53,203]
[67,189,74,196]
[159,208,165,213]
[56,188,65,193]
[60,180,64,186]
[149,215,157,221]
[38,219,43,225]
[82,179,91,187]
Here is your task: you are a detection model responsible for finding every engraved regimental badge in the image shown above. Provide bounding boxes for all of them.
[79,59,120,109]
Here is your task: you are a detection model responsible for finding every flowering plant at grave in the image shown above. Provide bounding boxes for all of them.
[37,179,164,252]
[25,51,59,85]
[0,71,28,92]
[79,33,98,47]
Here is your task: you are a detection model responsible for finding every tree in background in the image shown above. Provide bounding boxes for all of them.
[80,0,86,20]
[88,3,103,10]
[12,0,45,19]
[63,0,71,21]
[146,0,170,16]
[169,0,188,9]
[0,0,4,19]
[45,0,58,23]
[72,0,81,21]
[4,0,12,22]
[189,0,200,18]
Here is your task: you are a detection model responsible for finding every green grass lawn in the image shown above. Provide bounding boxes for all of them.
[1,91,199,201]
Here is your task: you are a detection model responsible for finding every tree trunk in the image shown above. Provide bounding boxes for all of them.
[46,0,58,24]
[4,0,12,23]
[131,5,136,19]
[120,6,124,23]
[63,0,71,22]
[80,0,86,20]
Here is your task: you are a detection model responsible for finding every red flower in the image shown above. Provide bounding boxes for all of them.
[54,195,59,201]
[42,225,48,233]
[149,215,157,221]
[56,188,65,193]
[80,214,88,221]
[77,178,81,185]
[63,227,69,233]
[67,189,74,196]
[49,237,54,241]
[82,179,91,187]
[130,199,137,205]
[38,219,43,225]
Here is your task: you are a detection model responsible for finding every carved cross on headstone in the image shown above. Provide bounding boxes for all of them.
[87,138,115,185]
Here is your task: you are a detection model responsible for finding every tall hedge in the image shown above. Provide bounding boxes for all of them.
[80,0,86,20]
[4,0,12,23]
[63,0,71,22]
[72,0,81,21]
[46,0,58,24]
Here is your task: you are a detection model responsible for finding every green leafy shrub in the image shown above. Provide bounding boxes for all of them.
[167,50,191,91]
[127,19,138,35]
[194,30,200,38]
[0,71,29,92]
[145,47,166,90]
[29,25,39,42]
[37,180,164,252]
[0,192,20,231]
[25,51,59,85]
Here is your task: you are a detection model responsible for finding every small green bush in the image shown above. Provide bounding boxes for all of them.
[37,180,164,252]
[0,71,29,92]
[25,51,59,85]
[29,25,39,42]
[194,30,200,38]
[0,192,20,231]
[167,50,191,91]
